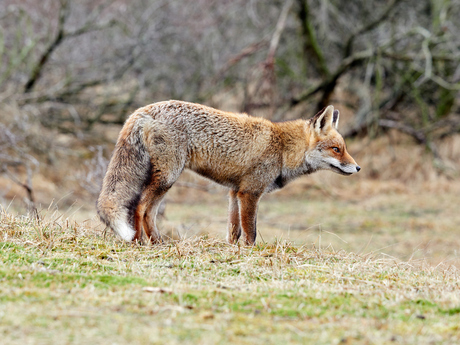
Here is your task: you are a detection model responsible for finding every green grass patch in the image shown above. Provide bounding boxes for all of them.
[0,211,459,344]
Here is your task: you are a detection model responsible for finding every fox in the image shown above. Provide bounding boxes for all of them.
[96,100,360,245]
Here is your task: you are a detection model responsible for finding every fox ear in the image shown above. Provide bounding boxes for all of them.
[332,109,339,129]
[312,105,335,134]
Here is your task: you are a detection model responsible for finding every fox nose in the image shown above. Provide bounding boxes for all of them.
[356,166,361,172]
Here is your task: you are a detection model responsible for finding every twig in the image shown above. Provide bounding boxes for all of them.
[23,0,118,93]
[2,165,38,219]
[213,40,268,83]
[290,49,374,109]
[378,119,426,144]
[297,0,329,77]
[24,0,69,93]
[344,0,401,58]
[266,0,294,65]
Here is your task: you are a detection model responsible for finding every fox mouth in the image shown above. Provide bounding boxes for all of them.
[329,164,353,176]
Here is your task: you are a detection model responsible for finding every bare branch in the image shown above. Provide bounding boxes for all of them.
[267,0,294,65]
[23,0,119,93]
[344,0,401,57]
[212,40,268,83]
[290,49,374,109]
[242,1,294,115]
[378,119,426,144]
[297,0,329,77]
[23,0,69,93]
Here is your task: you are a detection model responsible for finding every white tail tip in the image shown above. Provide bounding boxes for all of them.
[113,219,136,241]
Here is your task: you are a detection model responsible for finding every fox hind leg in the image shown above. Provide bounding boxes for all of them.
[132,201,148,244]
[130,173,169,244]
[142,184,171,244]
[227,189,241,244]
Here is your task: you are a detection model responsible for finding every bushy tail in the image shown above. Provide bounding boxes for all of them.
[96,122,152,241]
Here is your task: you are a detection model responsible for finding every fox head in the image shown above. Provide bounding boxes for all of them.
[306,106,360,175]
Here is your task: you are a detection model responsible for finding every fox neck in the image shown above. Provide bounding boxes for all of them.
[276,120,318,185]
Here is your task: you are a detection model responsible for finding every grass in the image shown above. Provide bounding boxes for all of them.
[1,210,459,344]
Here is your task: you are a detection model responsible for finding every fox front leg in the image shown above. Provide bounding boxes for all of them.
[227,189,241,244]
[237,191,262,245]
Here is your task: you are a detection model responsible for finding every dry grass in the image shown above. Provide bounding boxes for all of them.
[1,210,459,344]
[155,167,460,268]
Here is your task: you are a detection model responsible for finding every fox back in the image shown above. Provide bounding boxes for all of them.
[97,101,360,245]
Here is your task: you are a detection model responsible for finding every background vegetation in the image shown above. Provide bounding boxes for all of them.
[1,0,459,204]
[0,1,459,343]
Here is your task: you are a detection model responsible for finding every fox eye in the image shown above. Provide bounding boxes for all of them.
[332,147,340,153]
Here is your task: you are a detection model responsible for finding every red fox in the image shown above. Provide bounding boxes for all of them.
[97,101,360,245]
